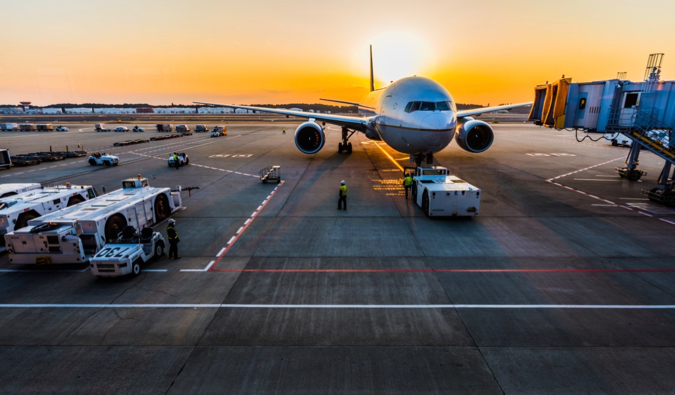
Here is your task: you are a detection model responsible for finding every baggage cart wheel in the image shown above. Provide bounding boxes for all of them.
[155,241,165,258]
[131,260,141,277]
[422,190,430,217]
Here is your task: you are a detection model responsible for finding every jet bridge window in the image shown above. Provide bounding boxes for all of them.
[624,93,639,108]
[578,98,587,110]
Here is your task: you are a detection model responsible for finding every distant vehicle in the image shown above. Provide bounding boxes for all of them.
[156,124,173,132]
[211,126,227,137]
[605,132,632,147]
[0,150,10,170]
[195,124,209,133]
[88,152,119,166]
[168,152,189,167]
[409,166,481,217]
[55,126,69,132]
[36,124,54,131]
[132,126,145,132]
[95,123,109,132]
[176,124,190,133]
[90,226,166,277]
[114,126,129,132]
[0,123,18,131]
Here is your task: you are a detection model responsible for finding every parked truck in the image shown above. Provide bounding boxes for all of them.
[95,123,109,132]
[5,175,182,265]
[176,124,190,133]
[0,123,18,131]
[0,184,96,251]
[156,124,173,132]
[408,166,481,217]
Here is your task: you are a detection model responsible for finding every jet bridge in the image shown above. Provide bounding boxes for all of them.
[529,54,675,206]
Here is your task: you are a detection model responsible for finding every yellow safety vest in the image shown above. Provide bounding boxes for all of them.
[340,185,347,196]
[404,176,413,186]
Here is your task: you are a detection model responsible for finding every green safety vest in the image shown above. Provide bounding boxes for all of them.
[404,176,413,186]
[340,185,347,196]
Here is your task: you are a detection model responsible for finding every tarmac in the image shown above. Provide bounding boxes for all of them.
[0,120,674,393]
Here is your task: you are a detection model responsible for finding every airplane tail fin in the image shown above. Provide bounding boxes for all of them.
[369,45,375,92]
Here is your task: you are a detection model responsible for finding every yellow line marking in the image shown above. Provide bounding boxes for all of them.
[373,142,404,172]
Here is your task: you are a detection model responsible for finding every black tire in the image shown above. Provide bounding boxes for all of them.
[89,159,97,166]
[16,211,39,229]
[113,162,118,166]
[347,142,352,154]
[154,241,165,258]
[104,161,111,166]
[154,194,170,223]
[185,158,189,165]
[67,195,85,207]
[131,260,141,277]
[104,214,127,241]
[338,143,343,153]
[411,183,417,201]
[627,171,642,181]
[422,190,430,217]
[611,140,618,147]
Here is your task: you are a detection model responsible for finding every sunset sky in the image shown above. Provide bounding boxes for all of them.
[2,0,675,106]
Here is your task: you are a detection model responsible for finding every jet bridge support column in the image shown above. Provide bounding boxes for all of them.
[644,162,675,206]
[616,143,647,181]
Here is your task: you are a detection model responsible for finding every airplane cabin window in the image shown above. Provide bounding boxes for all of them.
[420,102,435,111]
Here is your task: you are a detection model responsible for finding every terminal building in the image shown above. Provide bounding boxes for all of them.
[529,53,675,206]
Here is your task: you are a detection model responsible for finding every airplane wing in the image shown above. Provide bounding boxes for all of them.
[457,102,532,118]
[194,101,369,131]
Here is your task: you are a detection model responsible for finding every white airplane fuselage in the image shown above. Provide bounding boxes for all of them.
[358,76,457,155]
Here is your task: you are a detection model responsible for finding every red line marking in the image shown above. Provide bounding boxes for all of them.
[208,181,284,271]
[210,268,675,273]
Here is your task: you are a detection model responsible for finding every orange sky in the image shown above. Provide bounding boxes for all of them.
[2,0,674,106]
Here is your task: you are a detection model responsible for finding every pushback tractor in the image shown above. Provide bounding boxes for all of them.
[5,176,182,265]
[408,166,481,217]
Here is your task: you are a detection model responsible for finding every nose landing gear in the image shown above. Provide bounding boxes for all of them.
[411,153,435,167]
[338,127,355,154]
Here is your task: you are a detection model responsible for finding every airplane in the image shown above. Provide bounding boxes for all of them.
[195,46,531,166]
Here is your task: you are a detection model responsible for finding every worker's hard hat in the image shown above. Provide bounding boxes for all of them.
[168,219,176,224]
[341,180,345,185]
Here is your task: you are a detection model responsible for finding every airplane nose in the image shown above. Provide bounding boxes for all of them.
[420,113,455,147]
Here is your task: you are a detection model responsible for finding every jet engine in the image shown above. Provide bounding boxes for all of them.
[455,118,494,153]
[294,121,326,154]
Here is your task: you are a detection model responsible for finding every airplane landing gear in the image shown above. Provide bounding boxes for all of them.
[338,127,355,154]
[412,153,434,167]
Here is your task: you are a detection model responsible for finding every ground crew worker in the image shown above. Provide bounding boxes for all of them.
[166,218,180,259]
[403,173,413,199]
[173,153,180,170]
[282,127,286,134]
[338,180,347,210]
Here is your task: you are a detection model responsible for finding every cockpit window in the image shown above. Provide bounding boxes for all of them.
[420,102,435,111]
[405,101,455,113]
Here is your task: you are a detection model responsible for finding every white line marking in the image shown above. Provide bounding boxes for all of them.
[141,269,168,272]
[179,269,207,272]
[591,204,618,207]
[1,304,675,309]
[256,206,262,211]
[226,237,235,245]
[573,178,622,182]
[217,247,226,256]
[204,260,216,271]
[236,227,244,234]
[244,219,250,225]
[620,197,649,200]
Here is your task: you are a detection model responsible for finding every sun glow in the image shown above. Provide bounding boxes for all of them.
[367,31,436,88]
